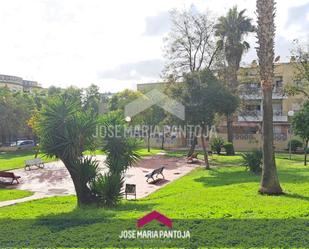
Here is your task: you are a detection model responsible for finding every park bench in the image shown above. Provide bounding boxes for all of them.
[145,167,165,182]
[186,152,199,163]
[24,158,45,171]
[125,184,136,199]
[0,171,21,184]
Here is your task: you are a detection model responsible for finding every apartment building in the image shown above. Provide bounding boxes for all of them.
[226,62,303,151]
[0,74,41,92]
[137,61,303,151]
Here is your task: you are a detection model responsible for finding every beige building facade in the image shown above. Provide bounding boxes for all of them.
[0,74,41,92]
[137,62,304,151]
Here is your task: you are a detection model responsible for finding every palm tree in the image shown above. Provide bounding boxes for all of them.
[256,0,283,194]
[215,7,255,154]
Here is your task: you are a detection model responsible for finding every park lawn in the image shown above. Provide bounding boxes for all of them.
[0,188,33,202]
[136,148,165,156]
[0,154,308,248]
[0,150,55,171]
[0,148,163,172]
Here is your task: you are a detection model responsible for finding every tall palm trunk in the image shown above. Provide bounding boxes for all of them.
[226,65,238,154]
[256,0,282,195]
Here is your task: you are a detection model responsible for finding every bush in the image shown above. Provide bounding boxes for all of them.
[242,150,263,174]
[210,137,225,154]
[223,142,234,155]
[287,139,303,153]
[90,173,124,207]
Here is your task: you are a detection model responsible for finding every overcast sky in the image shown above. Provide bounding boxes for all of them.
[0,0,308,92]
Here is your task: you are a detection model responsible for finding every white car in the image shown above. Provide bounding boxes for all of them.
[11,140,35,150]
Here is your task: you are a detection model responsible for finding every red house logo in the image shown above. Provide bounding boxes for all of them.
[137,211,173,228]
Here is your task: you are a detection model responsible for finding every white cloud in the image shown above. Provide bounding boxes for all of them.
[0,0,307,92]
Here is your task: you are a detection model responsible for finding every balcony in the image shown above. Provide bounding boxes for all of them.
[239,87,286,100]
[238,111,288,122]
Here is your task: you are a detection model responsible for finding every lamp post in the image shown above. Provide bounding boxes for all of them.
[288,110,295,160]
[125,116,131,123]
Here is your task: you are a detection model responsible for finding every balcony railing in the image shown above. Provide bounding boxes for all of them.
[239,87,285,99]
[238,111,288,122]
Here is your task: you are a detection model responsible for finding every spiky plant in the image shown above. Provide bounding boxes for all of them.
[92,111,140,206]
[37,96,99,205]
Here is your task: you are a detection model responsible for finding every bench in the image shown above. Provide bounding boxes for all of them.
[125,184,136,199]
[24,158,45,171]
[145,167,165,182]
[187,152,199,163]
[0,171,21,184]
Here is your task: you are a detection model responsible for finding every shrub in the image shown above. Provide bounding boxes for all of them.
[223,142,234,155]
[287,139,303,153]
[90,173,124,207]
[96,111,140,207]
[242,150,263,174]
[210,137,225,154]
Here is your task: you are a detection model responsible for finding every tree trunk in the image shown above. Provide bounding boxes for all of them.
[226,114,235,155]
[161,128,165,150]
[63,159,97,206]
[187,135,197,157]
[304,139,308,166]
[225,64,238,155]
[257,0,283,195]
[147,125,150,152]
[201,124,210,170]
[259,85,282,194]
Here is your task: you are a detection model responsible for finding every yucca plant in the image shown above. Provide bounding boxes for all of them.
[92,111,140,206]
[90,173,124,207]
[37,96,98,206]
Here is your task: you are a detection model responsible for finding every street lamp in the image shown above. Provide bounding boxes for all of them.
[288,110,295,160]
[125,116,131,123]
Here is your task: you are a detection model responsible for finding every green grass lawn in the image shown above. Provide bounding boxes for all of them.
[0,154,308,248]
[0,188,33,202]
[0,150,55,171]
[0,148,163,172]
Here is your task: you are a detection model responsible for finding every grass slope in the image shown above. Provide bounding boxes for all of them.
[0,154,308,248]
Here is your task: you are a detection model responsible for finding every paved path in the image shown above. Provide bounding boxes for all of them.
[0,155,199,207]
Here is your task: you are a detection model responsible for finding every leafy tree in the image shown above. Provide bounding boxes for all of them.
[37,95,98,206]
[285,40,309,98]
[83,84,101,115]
[215,6,255,153]
[0,88,35,144]
[292,101,309,165]
[47,86,62,96]
[168,69,238,169]
[256,0,282,195]
[62,86,83,106]
[140,106,165,152]
[163,7,218,79]
[287,139,303,153]
[109,89,142,112]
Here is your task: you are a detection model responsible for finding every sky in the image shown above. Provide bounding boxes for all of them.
[0,0,308,93]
